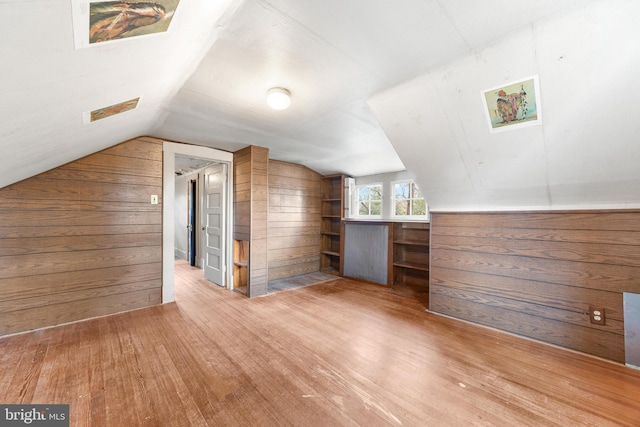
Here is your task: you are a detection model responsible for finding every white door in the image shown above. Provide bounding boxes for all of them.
[203,163,226,286]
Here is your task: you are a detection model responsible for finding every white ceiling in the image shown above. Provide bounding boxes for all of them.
[2,0,639,210]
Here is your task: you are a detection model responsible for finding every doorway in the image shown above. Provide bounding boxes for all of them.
[176,161,225,283]
[162,142,234,304]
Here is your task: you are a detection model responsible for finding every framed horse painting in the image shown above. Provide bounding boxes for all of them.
[71,0,180,49]
[482,75,542,133]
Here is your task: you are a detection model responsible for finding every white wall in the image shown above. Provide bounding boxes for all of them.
[174,174,191,260]
[369,1,640,211]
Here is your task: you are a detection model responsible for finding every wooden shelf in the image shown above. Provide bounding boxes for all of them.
[321,250,340,257]
[321,231,340,236]
[393,261,429,272]
[233,240,249,292]
[394,239,428,246]
[320,266,340,275]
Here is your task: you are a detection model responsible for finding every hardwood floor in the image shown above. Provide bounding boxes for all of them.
[1,261,640,426]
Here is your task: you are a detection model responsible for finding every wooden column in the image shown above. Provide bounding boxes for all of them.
[233,146,269,297]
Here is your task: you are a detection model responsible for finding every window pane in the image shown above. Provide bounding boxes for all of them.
[358,187,370,200]
[395,183,409,199]
[359,202,369,215]
[412,199,427,216]
[371,186,382,200]
[371,201,381,215]
[394,199,409,216]
[414,186,423,199]
[356,184,382,216]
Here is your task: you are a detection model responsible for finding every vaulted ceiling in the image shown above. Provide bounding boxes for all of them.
[2,0,639,210]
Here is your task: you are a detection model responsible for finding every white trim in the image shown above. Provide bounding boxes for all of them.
[429,204,640,212]
[162,142,233,303]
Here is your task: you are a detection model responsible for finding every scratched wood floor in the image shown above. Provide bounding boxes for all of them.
[1,261,640,426]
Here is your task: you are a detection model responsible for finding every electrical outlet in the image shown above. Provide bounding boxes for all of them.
[589,306,605,325]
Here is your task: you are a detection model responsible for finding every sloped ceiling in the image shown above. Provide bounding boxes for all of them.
[2,0,639,210]
[369,0,640,210]
[0,0,242,188]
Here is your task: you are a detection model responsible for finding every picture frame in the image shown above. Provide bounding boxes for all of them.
[71,0,180,49]
[481,75,542,133]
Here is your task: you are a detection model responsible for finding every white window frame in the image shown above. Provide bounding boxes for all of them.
[391,180,428,219]
[353,183,383,219]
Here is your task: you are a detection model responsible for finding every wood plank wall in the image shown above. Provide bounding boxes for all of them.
[233,148,252,242]
[430,210,640,363]
[267,160,321,280]
[0,137,163,336]
[233,146,269,297]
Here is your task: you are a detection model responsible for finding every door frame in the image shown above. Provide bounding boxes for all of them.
[162,142,234,303]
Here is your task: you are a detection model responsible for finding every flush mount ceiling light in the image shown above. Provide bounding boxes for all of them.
[266,87,291,110]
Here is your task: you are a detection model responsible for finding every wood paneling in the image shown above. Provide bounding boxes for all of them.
[0,137,163,336]
[268,160,321,280]
[430,210,640,363]
[233,146,269,297]
[233,148,252,242]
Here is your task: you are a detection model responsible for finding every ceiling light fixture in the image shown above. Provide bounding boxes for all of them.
[266,87,291,110]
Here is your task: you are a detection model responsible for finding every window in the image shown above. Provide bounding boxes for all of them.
[393,181,427,217]
[356,184,382,217]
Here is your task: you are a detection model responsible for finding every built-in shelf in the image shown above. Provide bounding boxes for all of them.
[320,174,347,275]
[234,240,249,292]
[390,222,430,304]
